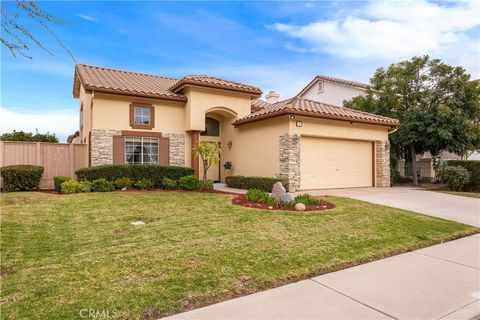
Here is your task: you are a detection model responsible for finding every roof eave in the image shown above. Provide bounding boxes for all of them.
[171,80,262,97]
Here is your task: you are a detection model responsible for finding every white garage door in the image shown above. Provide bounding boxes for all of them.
[300,137,373,190]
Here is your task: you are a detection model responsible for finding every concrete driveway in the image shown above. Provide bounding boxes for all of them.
[304,187,480,227]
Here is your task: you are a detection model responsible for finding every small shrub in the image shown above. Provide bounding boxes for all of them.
[61,180,91,194]
[114,177,133,189]
[0,165,44,191]
[292,193,320,206]
[199,179,214,190]
[134,178,154,190]
[161,177,177,190]
[225,175,288,192]
[178,175,200,190]
[90,179,115,192]
[246,188,270,202]
[439,166,471,191]
[54,176,71,192]
[75,164,194,188]
[447,160,480,191]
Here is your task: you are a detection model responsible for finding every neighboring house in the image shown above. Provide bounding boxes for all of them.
[70,64,399,190]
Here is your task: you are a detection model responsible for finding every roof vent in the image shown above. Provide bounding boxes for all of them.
[265,91,280,103]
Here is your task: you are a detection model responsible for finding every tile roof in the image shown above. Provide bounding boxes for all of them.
[73,64,261,100]
[250,99,271,113]
[74,64,186,101]
[170,75,262,96]
[297,74,370,97]
[234,97,399,127]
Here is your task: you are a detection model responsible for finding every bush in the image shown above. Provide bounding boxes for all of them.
[90,179,115,192]
[178,175,200,190]
[225,176,288,192]
[292,193,320,206]
[61,180,91,194]
[114,177,133,189]
[447,160,480,191]
[438,166,471,191]
[0,165,44,191]
[162,177,177,190]
[134,178,154,190]
[75,165,194,188]
[246,188,270,202]
[199,179,214,190]
[54,176,71,192]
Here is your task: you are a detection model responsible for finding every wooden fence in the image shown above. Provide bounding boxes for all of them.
[0,141,88,189]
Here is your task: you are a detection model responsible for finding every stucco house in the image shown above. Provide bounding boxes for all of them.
[69,64,399,190]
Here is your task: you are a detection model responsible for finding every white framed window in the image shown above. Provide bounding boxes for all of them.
[134,107,151,125]
[317,81,324,92]
[125,137,159,164]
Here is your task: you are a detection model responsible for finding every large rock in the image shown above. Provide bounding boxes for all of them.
[295,203,306,211]
[283,192,294,202]
[271,182,286,201]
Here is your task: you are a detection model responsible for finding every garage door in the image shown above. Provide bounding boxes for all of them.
[300,137,373,189]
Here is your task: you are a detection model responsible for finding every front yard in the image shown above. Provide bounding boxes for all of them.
[1,191,478,319]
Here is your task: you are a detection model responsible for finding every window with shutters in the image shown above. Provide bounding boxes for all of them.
[129,103,155,129]
[125,137,159,164]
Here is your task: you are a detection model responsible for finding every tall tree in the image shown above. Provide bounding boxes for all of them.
[345,56,480,185]
[1,1,75,61]
[0,130,58,142]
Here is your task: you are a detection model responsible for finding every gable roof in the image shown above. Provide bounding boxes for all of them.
[73,64,262,101]
[250,98,271,113]
[297,74,370,97]
[235,97,399,127]
[73,64,186,101]
[170,75,262,96]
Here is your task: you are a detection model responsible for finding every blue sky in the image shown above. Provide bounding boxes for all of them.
[1,0,479,142]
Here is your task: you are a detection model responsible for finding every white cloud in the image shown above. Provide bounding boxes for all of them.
[273,0,480,76]
[0,107,78,142]
[76,13,99,22]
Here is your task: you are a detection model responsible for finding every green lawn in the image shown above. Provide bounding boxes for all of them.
[1,192,478,319]
[437,190,480,199]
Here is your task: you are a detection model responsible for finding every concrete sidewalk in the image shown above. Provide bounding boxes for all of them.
[164,235,480,320]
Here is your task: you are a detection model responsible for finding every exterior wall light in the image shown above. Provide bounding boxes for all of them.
[296,121,303,127]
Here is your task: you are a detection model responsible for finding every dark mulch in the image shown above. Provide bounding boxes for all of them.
[231,195,335,211]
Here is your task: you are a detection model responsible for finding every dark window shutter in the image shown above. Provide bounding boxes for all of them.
[159,137,170,165]
[112,135,124,164]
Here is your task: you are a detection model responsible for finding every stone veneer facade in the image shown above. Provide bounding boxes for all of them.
[163,133,185,166]
[90,129,185,167]
[90,129,122,166]
[375,140,391,187]
[279,133,301,191]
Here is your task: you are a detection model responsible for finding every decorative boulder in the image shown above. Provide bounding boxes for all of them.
[271,181,286,201]
[295,203,306,211]
[283,192,294,202]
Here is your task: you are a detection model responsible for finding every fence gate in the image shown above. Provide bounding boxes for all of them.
[0,141,88,189]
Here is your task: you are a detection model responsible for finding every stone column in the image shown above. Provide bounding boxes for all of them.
[279,133,301,191]
[164,133,185,166]
[190,131,200,177]
[90,129,122,166]
[376,140,391,187]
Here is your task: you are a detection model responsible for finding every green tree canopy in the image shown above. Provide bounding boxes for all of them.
[345,56,480,185]
[0,130,58,143]
[193,141,222,181]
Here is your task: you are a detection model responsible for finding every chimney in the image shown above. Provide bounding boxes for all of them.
[265,90,280,103]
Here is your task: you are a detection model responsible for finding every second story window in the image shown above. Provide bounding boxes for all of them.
[134,107,151,125]
[130,103,154,129]
[317,81,324,93]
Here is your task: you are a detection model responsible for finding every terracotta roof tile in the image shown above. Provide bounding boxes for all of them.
[170,74,262,96]
[235,97,399,127]
[297,74,370,97]
[74,64,186,101]
[251,99,271,113]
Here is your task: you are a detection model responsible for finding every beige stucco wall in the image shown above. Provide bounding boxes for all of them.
[289,117,389,141]
[300,80,367,106]
[183,87,252,131]
[78,85,93,143]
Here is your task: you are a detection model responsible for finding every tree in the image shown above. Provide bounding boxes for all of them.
[0,130,58,143]
[193,141,222,181]
[1,1,75,61]
[345,56,480,185]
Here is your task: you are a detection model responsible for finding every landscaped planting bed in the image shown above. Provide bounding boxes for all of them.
[232,194,335,211]
[1,191,478,319]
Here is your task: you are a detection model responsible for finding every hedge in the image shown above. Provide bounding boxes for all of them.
[54,176,71,192]
[225,175,288,192]
[75,164,194,188]
[0,165,44,191]
[447,160,480,191]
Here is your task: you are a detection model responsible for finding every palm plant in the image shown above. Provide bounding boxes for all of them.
[193,141,222,181]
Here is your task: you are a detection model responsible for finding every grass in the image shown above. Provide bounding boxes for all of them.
[435,190,480,199]
[1,191,478,319]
